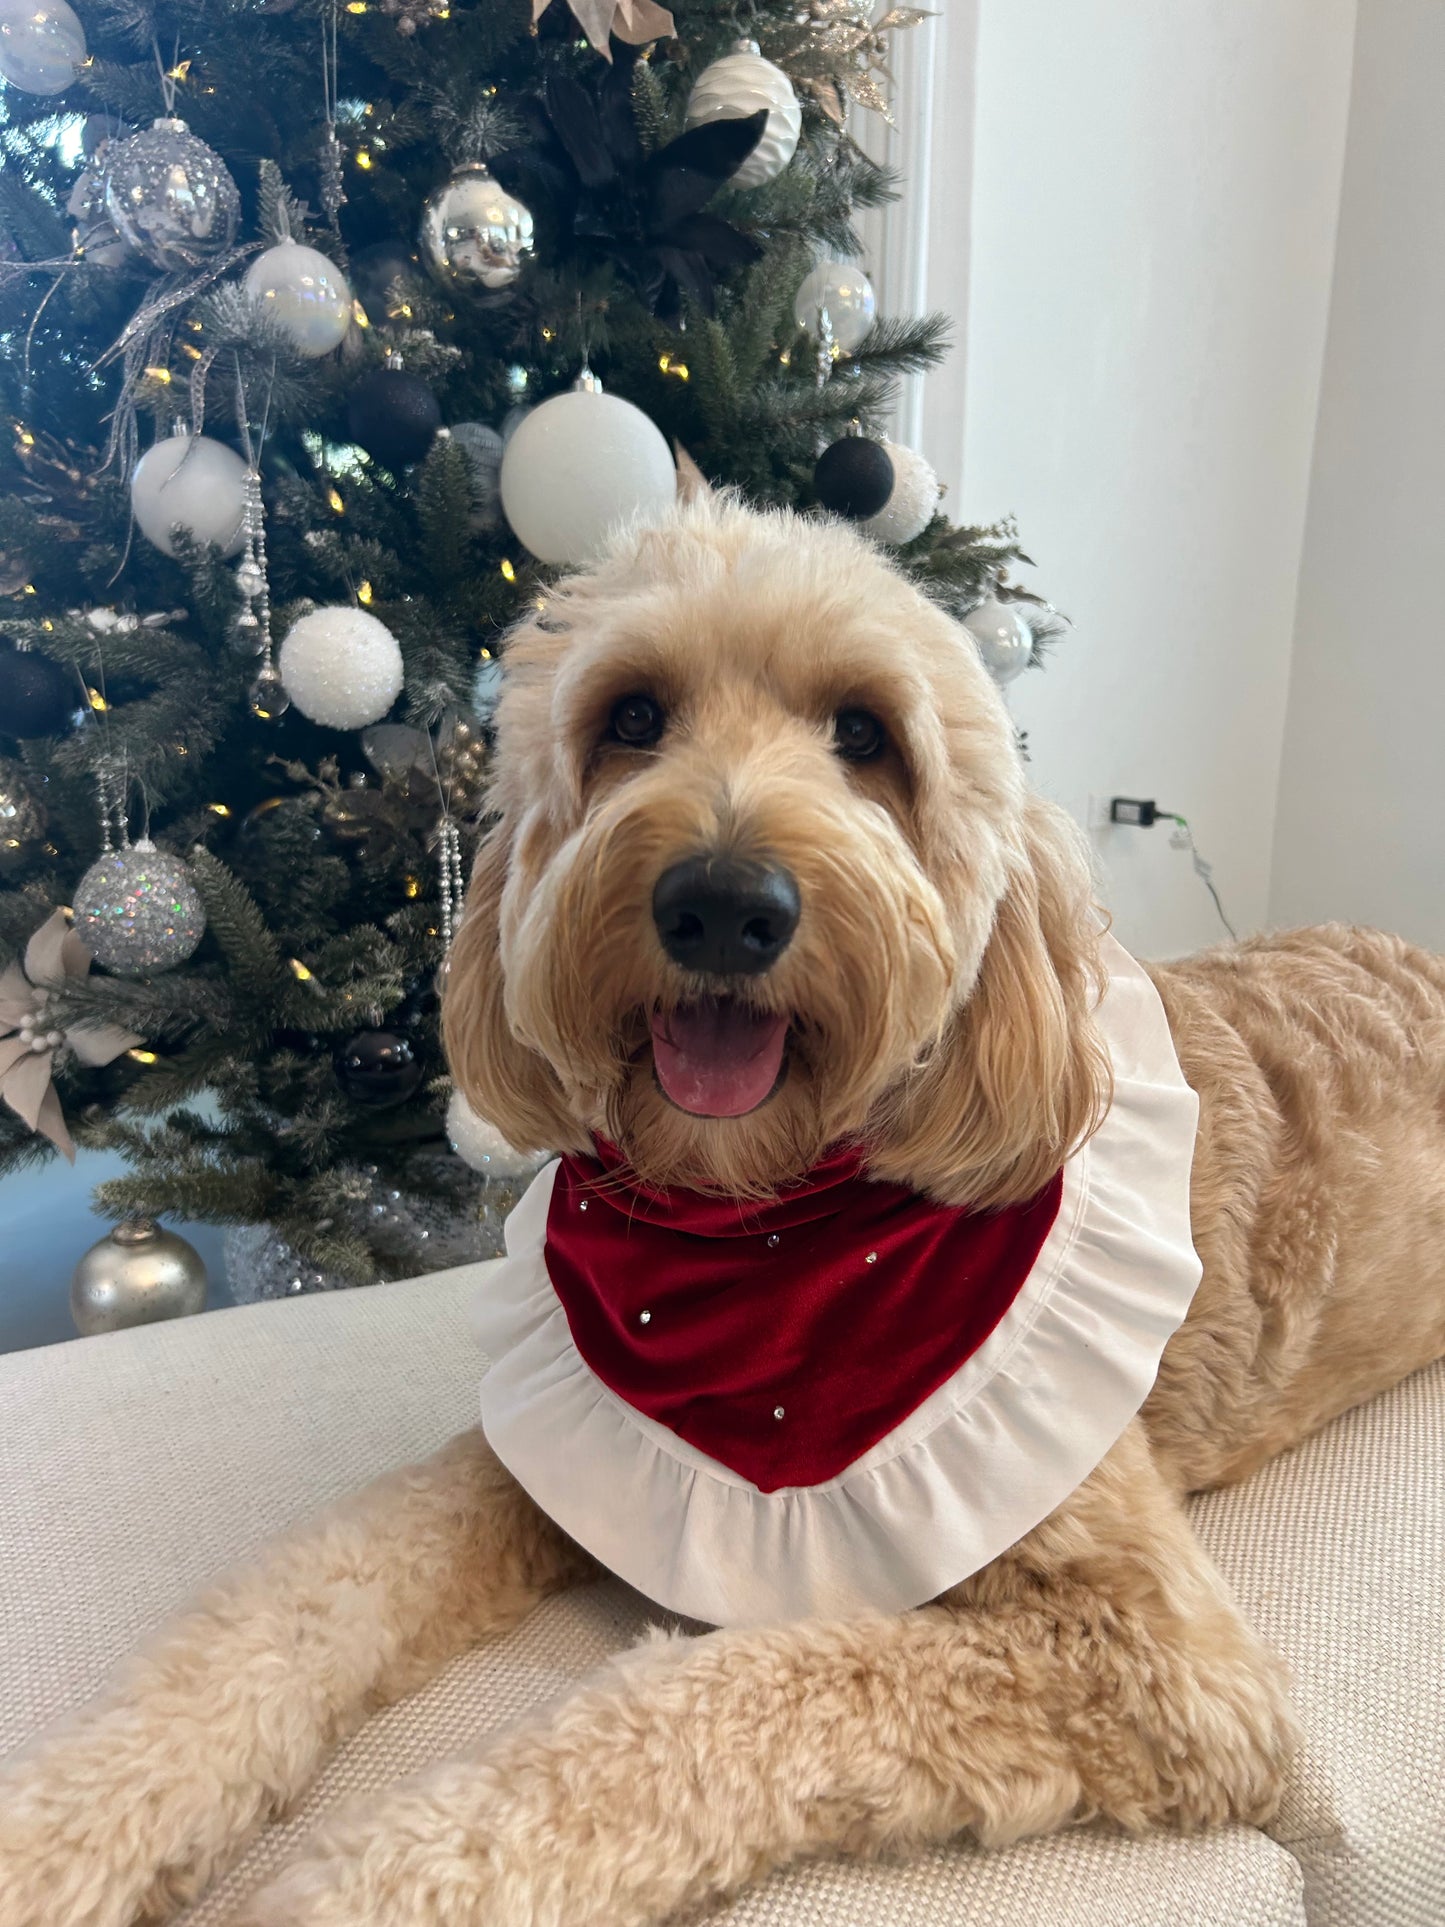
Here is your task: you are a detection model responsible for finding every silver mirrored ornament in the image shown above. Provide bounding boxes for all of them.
[71,839,207,976]
[420,164,534,290]
[71,1219,207,1335]
[102,118,241,272]
[963,598,1035,686]
[0,0,85,95]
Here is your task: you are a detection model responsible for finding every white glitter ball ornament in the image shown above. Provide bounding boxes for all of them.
[861,441,941,546]
[278,606,405,730]
[684,41,801,191]
[962,599,1035,686]
[244,240,353,358]
[0,0,86,95]
[72,840,207,977]
[446,1088,545,1180]
[448,421,505,529]
[499,375,675,567]
[130,434,249,559]
[793,259,876,354]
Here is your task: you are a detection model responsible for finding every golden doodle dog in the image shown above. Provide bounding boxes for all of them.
[4,496,1444,1927]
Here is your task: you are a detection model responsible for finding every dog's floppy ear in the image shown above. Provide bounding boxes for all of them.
[874,797,1111,1208]
[441,825,584,1158]
[673,441,713,505]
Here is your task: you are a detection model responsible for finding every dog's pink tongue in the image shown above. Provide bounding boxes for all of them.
[650,1002,789,1118]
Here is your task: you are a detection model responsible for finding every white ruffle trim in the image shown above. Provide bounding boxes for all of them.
[471,935,1201,1627]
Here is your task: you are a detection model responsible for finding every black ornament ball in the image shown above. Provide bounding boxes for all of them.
[0,639,77,738]
[349,239,424,321]
[346,367,442,469]
[332,1029,425,1107]
[813,436,895,521]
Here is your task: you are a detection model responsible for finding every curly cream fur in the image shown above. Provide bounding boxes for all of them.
[2,498,1441,1927]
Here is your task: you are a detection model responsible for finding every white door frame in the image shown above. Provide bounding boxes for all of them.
[852,0,980,491]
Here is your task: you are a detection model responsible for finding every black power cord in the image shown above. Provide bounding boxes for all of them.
[1106,799,1238,941]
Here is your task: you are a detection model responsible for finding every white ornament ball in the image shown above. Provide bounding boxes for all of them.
[278,606,405,730]
[685,42,802,191]
[963,599,1034,686]
[0,0,85,95]
[244,241,353,358]
[448,421,505,529]
[861,442,941,546]
[446,1088,545,1179]
[793,259,877,355]
[500,384,676,567]
[130,434,249,560]
[72,839,207,977]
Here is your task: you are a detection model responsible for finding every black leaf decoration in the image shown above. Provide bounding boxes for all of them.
[490,58,768,326]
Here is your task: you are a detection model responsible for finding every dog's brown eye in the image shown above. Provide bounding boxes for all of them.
[833,708,886,762]
[609,694,665,747]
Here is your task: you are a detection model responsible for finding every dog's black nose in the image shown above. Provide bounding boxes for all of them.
[652,856,801,976]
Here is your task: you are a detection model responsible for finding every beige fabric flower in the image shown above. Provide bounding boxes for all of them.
[0,909,142,1163]
[532,0,676,60]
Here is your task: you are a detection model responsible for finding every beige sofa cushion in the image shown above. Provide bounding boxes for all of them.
[2,1263,1440,1924]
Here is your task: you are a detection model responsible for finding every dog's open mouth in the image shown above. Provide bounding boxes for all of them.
[649,1000,790,1118]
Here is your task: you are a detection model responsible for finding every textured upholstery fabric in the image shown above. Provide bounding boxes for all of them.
[0,1264,1440,1926]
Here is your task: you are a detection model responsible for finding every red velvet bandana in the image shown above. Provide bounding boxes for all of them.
[545,1142,1064,1493]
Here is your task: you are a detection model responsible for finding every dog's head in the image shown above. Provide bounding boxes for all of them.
[443,497,1108,1203]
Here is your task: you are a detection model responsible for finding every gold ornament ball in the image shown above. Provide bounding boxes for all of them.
[71,1219,208,1336]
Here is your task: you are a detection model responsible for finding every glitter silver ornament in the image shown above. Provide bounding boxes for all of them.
[102,118,241,272]
[685,40,802,190]
[71,839,207,977]
[420,164,535,290]
[963,598,1035,686]
[71,1219,208,1335]
[225,1159,518,1302]
[0,0,86,95]
[448,420,505,529]
[235,556,266,598]
[860,440,941,545]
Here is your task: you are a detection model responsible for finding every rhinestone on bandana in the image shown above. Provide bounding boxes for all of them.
[773,1405,785,1420]
[766,1233,780,1248]
[639,1310,652,1325]
[865,1251,878,1264]
[578,1199,588,1210]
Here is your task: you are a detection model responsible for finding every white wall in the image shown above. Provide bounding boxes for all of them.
[880,0,1358,958]
[1269,0,1445,949]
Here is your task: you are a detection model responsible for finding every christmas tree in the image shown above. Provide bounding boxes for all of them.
[0,0,1056,1296]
